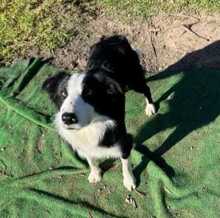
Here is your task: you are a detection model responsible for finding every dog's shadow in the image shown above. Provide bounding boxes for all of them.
[133,40,220,186]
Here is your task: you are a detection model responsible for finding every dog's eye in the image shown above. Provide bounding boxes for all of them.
[61,88,67,98]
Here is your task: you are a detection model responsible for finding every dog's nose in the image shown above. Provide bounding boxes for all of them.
[62,112,78,125]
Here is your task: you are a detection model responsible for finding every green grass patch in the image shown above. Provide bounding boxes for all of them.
[0,0,94,63]
[99,0,220,18]
[0,0,219,64]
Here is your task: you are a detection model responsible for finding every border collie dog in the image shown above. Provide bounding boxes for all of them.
[42,35,156,191]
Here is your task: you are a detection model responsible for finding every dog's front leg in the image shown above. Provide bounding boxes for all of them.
[121,157,136,191]
[87,158,102,184]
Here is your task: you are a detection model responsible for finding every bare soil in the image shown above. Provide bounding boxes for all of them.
[26,10,220,74]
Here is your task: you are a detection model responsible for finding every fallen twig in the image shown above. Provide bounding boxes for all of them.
[182,24,210,42]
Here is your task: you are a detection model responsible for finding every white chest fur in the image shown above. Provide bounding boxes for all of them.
[55,113,122,159]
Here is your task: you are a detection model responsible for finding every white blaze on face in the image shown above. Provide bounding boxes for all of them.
[58,73,95,129]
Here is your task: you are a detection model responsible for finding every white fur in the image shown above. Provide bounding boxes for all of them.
[60,73,94,129]
[121,158,136,191]
[87,158,102,183]
[145,98,156,116]
[55,112,122,159]
[88,169,102,183]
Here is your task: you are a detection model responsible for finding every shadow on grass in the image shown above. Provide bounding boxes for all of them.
[10,58,52,97]
[134,40,220,185]
[28,188,124,218]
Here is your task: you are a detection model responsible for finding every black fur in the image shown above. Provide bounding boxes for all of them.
[82,73,125,122]
[100,125,121,147]
[119,134,133,159]
[82,35,154,157]
[86,35,153,102]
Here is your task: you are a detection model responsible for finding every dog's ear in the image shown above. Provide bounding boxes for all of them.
[42,71,70,94]
[42,71,70,108]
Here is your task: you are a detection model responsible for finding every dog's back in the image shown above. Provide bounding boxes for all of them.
[86,35,145,92]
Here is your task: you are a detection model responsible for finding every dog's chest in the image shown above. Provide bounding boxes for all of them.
[57,122,121,159]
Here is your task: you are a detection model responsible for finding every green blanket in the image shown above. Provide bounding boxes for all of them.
[0,59,220,218]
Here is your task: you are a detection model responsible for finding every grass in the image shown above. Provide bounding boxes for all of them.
[0,0,94,64]
[99,0,220,18]
[0,0,219,64]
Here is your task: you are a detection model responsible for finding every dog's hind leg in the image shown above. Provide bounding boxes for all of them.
[87,158,102,184]
[141,85,156,116]
[145,96,156,117]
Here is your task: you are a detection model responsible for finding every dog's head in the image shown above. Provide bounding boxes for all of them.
[42,72,123,130]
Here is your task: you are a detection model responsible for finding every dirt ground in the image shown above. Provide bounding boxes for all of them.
[26,9,220,74]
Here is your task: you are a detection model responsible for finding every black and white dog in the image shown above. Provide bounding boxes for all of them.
[42,35,156,191]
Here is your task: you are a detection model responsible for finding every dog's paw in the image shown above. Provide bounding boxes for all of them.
[123,174,136,191]
[88,169,102,184]
[145,103,156,116]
